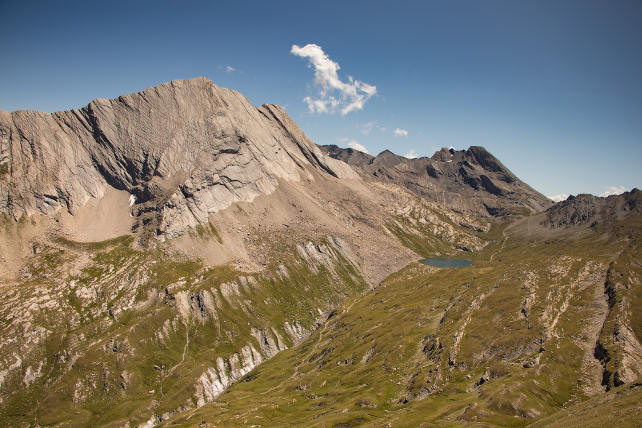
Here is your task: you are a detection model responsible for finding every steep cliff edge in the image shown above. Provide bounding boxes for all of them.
[0,77,354,240]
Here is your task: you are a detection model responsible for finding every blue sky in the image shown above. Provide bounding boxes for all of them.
[1,0,640,199]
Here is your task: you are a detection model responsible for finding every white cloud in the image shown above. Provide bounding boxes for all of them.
[600,185,627,197]
[346,139,369,154]
[360,121,375,135]
[359,121,386,135]
[404,149,418,159]
[393,128,408,137]
[225,65,236,73]
[548,194,569,202]
[291,44,377,115]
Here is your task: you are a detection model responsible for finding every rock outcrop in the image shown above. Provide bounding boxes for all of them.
[0,77,354,240]
[542,189,641,229]
[320,145,552,216]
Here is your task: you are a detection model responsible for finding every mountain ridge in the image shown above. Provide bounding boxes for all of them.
[0,77,355,241]
[0,77,639,427]
[320,143,552,217]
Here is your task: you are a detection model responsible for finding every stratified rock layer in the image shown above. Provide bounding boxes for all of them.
[0,77,354,238]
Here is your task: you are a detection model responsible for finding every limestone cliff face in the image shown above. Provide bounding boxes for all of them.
[0,77,354,238]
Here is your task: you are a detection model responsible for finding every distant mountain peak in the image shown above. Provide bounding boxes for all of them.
[543,188,641,229]
[319,144,551,216]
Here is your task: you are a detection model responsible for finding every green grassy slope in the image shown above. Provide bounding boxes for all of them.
[163,216,641,427]
[0,232,368,427]
[0,192,490,427]
[527,383,642,428]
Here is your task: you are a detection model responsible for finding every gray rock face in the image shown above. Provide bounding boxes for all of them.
[542,189,641,229]
[0,77,353,239]
[319,145,553,216]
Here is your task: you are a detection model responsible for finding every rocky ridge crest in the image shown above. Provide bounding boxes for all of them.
[320,144,552,216]
[0,77,354,240]
[542,189,641,229]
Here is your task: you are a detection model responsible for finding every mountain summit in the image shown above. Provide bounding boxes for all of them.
[320,144,552,216]
[0,77,354,240]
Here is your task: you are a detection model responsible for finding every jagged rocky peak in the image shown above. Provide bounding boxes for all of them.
[319,144,552,216]
[423,146,517,186]
[0,77,355,239]
[320,144,374,168]
[543,188,641,229]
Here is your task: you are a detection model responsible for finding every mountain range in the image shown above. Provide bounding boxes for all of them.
[0,77,639,427]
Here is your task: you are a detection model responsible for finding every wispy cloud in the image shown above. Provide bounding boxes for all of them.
[394,128,408,137]
[548,194,569,202]
[549,186,627,202]
[600,185,627,197]
[404,149,418,159]
[291,44,377,115]
[360,122,375,135]
[359,121,386,135]
[225,65,236,73]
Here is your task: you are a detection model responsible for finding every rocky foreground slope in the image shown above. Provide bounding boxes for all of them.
[0,78,639,427]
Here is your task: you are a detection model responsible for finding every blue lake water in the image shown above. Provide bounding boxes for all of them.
[419,258,473,268]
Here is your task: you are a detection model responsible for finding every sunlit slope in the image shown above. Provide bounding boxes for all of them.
[164,216,641,427]
[0,231,368,427]
[528,383,642,428]
[0,179,490,427]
